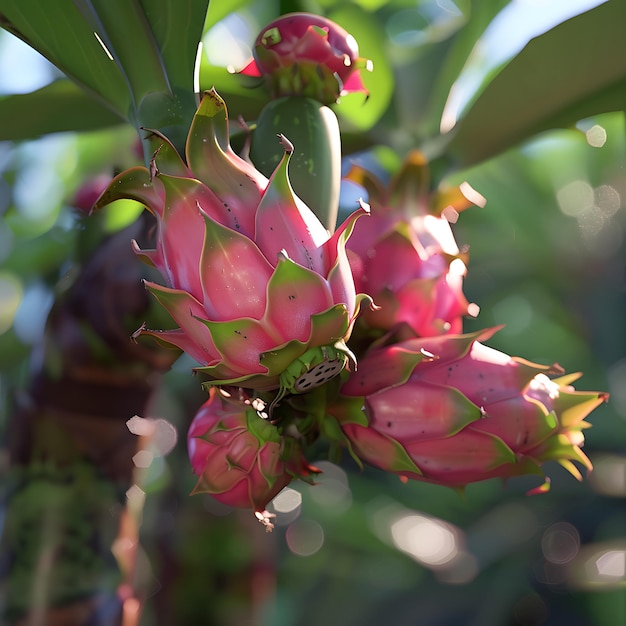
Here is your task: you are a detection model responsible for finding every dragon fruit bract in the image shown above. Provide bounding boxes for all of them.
[95,89,369,398]
[188,388,316,526]
[346,151,482,341]
[332,327,607,491]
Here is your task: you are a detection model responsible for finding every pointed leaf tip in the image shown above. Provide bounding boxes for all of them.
[278,134,294,154]
[527,478,551,495]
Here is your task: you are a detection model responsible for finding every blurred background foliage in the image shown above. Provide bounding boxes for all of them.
[0,0,624,625]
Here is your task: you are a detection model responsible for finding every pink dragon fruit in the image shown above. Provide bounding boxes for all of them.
[346,151,482,342]
[95,88,370,398]
[330,327,607,491]
[240,12,372,104]
[188,388,317,527]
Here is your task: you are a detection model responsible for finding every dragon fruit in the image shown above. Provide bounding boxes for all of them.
[188,388,317,528]
[331,327,607,491]
[243,12,372,232]
[95,88,370,398]
[240,12,372,104]
[346,151,482,342]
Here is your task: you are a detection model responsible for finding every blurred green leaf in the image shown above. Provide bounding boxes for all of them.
[0,0,209,144]
[205,0,252,29]
[421,0,511,137]
[0,328,29,370]
[444,0,626,166]
[0,81,125,140]
[2,228,76,278]
[329,4,393,131]
[101,199,144,233]
[0,0,131,116]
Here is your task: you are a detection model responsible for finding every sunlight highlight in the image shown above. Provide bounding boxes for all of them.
[585,124,607,147]
[272,487,302,514]
[556,180,594,216]
[565,541,626,589]
[391,513,459,566]
[93,31,114,60]
[595,550,626,578]
[132,450,154,469]
[203,14,252,71]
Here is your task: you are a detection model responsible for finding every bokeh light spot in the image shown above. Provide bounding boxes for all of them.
[132,450,154,469]
[391,514,458,566]
[595,550,626,578]
[578,213,623,259]
[126,484,146,509]
[272,487,302,514]
[126,415,156,437]
[542,522,580,564]
[286,519,324,557]
[556,180,594,216]
[595,185,621,217]
[569,541,626,589]
[307,461,352,514]
[152,418,178,457]
[585,124,607,147]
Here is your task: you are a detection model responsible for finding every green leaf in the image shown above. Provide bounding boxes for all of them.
[0,80,124,140]
[140,0,209,94]
[0,0,131,116]
[0,0,209,146]
[444,0,626,167]
[328,4,393,131]
[421,0,512,138]
[204,0,251,29]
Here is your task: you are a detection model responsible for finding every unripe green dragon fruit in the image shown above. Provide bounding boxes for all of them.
[240,12,372,104]
[346,151,482,342]
[331,327,608,492]
[242,12,372,232]
[188,388,318,529]
[94,89,370,398]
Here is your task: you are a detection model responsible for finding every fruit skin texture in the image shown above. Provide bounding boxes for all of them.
[188,389,314,515]
[345,151,481,342]
[241,12,371,105]
[332,327,608,491]
[95,89,369,395]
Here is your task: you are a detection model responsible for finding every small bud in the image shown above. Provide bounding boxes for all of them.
[240,13,371,104]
